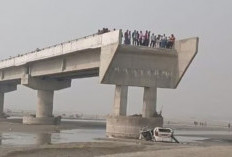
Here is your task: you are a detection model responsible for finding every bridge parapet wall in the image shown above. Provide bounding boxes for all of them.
[0,30,120,69]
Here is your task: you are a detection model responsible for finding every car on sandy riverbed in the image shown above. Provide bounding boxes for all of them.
[139,127,177,143]
[153,127,174,142]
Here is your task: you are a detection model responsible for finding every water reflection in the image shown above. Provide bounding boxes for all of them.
[1,129,230,147]
[0,129,105,146]
[36,133,52,145]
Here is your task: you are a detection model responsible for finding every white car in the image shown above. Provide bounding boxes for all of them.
[153,127,174,142]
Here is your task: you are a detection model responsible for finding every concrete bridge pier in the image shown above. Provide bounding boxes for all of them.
[36,90,54,119]
[113,85,128,116]
[142,87,158,118]
[0,93,5,118]
[0,84,17,118]
[106,85,163,139]
[22,75,71,125]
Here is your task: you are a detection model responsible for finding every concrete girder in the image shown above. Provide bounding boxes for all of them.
[21,75,71,91]
[100,37,198,89]
[0,84,17,93]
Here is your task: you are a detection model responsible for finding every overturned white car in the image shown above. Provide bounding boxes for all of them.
[153,127,173,142]
[139,127,179,143]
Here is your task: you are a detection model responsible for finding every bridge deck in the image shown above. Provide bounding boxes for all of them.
[0,30,198,89]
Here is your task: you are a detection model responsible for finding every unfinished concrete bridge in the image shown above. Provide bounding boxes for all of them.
[0,30,198,138]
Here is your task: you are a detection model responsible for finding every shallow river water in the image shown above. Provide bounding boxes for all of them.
[1,119,231,147]
[0,129,105,146]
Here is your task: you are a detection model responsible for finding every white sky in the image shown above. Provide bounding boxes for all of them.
[0,0,232,121]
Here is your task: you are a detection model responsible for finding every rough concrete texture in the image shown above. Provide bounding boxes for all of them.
[113,85,128,116]
[100,37,198,88]
[36,90,54,118]
[175,37,199,87]
[142,87,157,118]
[23,116,60,125]
[0,85,17,118]
[22,75,71,91]
[100,45,178,88]
[22,90,62,125]
[106,115,163,138]
[99,43,119,82]
[0,93,4,117]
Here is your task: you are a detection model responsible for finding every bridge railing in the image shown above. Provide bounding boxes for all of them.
[0,30,121,69]
[0,32,100,62]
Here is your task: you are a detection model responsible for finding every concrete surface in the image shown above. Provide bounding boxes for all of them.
[23,115,60,125]
[143,87,157,118]
[0,93,4,118]
[106,115,163,138]
[36,90,54,118]
[113,85,128,116]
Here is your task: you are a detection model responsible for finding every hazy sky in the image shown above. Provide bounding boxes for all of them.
[0,0,232,121]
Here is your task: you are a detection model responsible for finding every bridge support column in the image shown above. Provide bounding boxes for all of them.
[113,85,128,116]
[142,87,157,118]
[36,90,54,118]
[0,84,17,119]
[22,75,71,125]
[106,85,163,139]
[0,93,5,118]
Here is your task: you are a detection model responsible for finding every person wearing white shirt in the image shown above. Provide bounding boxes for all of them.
[150,33,156,47]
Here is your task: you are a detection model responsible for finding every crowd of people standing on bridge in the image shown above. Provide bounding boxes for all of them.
[98,28,111,34]
[122,30,175,49]
[96,28,176,49]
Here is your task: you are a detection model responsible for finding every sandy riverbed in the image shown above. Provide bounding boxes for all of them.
[0,118,232,157]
